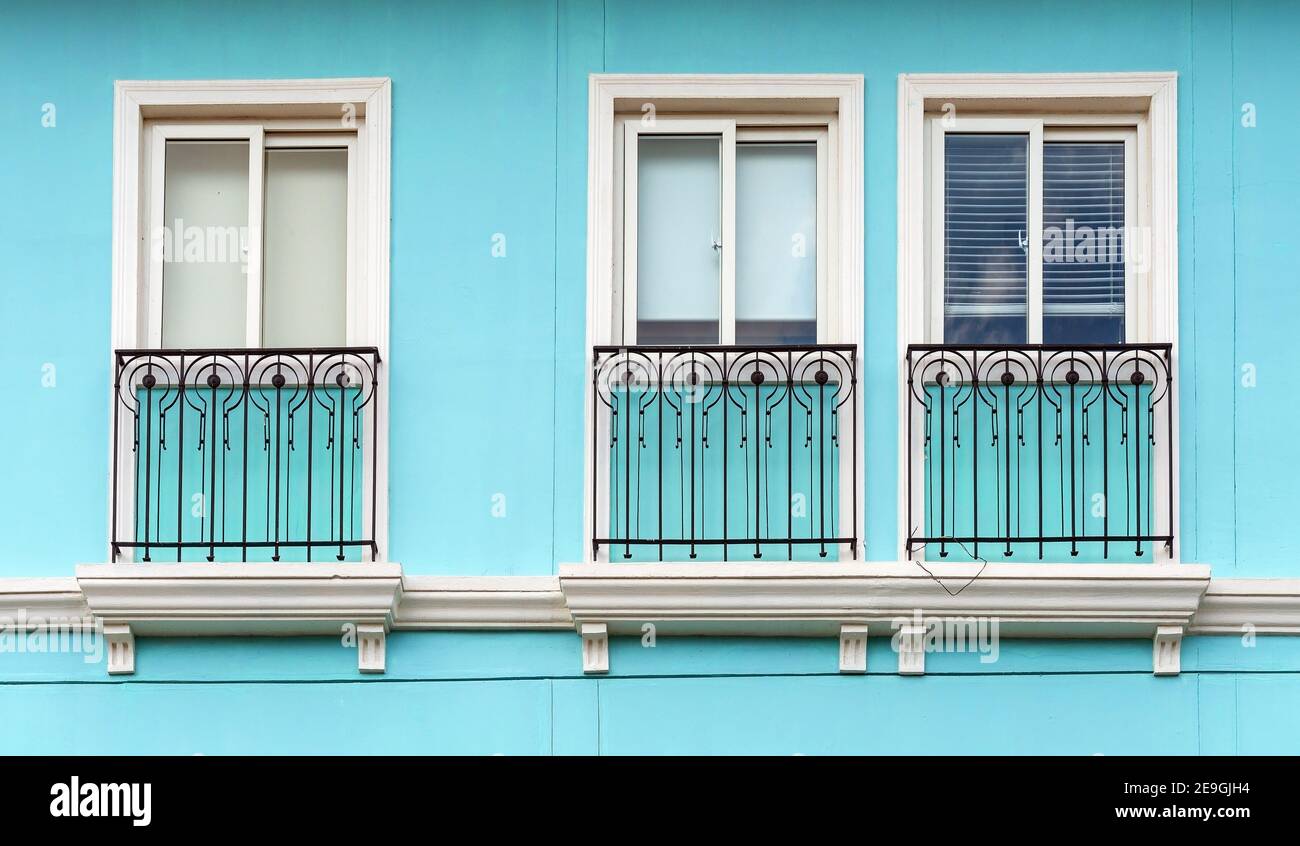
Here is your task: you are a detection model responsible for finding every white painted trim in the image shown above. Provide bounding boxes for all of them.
[1190,580,1300,634]
[395,576,572,629]
[584,74,865,565]
[1,570,1293,654]
[109,78,392,562]
[559,562,1210,637]
[75,562,403,636]
[896,72,1179,563]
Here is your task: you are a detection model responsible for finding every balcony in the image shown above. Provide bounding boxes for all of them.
[904,343,1173,562]
[110,347,381,563]
[591,344,857,562]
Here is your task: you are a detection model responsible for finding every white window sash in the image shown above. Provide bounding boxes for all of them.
[1043,126,1138,342]
[621,118,736,344]
[929,116,1044,343]
[147,123,265,348]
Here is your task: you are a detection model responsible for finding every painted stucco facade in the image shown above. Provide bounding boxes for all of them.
[1,0,1297,754]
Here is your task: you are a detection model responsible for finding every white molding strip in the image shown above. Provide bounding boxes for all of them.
[1190,579,1300,634]
[395,576,571,629]
[5,568,1300,676]
[75,563,403,635]
[0,577,90,625]
[558,563,1211,637]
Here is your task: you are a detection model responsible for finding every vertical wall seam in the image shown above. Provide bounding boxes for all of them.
[550,0,561,575]
[1229,0,1239,574]
[1188,0,1199,566]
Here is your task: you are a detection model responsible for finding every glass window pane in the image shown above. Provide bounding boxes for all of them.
[262,148,349,347]
[736,142,817,345]
[1043,141,1126,344]
[943,134,1028,344]
[161,140,249,348]
[636,135,721,344]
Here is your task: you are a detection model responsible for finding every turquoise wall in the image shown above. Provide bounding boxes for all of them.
[0,632,1298,754]
[1,0,1294,576]
[1,0,1297,754]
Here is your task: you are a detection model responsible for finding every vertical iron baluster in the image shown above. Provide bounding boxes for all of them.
[337,366,347,562]
[273,359,283,561]
[754,362,762,559]
[1036,349,1044,560]
[1165,347,1173,558]
[208,368,218,561]
[306,354,314,562]
[1102,350,1110,559]
[657,353,663,562]
[112,355,122,561]
[851,352,858,560]
[906,350,913,558]
[971,351,979,560]
[143,367,154,562]
[787,351,793,560]
[722,353,729,562]
[1068,354,1078,557]
[689,352,697,559]
[242,353,250,562]
[1003,354,1012,557]
[176,353,185,562]
[370,353,381,561]
[817,352,826,558]
[1134,361,1144,558]
[938,352,947,558]
[623,351,631,559]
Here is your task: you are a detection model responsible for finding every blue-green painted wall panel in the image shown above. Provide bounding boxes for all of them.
[0,0,1295,577]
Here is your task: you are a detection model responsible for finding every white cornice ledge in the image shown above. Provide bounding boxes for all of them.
[0,577,91,625]
[559,563,1212,637]
[75,563,403,636]
[396,576,571,629]
[1191,579,1300,634]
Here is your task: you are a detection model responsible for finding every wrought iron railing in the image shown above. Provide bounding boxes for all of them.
[111,347,380,562]
[592,344,857,561]
[904,343,1173,561]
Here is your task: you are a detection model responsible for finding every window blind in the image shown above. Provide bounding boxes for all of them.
[1042,141,1125,343]
[943,134,1029,344]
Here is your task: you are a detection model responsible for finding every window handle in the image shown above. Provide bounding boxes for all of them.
[1018,229,1028,253]
[711,234,722,251]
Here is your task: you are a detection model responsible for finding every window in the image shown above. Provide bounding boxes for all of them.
[146,122,356,349]
[585,75,864,565]
[930,117,1136,344]
[897,73,1180,565]
[110,79,391,564]
[620,119,828,345]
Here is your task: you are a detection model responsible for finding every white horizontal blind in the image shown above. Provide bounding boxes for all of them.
[1042,141,1126,342]
[943,134,1029,344]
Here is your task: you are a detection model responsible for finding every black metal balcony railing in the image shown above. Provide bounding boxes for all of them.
[111,347,381,562]
[905,343,1173,561]
[592,344,857,561]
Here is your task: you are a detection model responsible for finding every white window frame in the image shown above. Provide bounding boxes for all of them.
[897,72,1179,564]
[109,78,392,562]
[584,74,864,564]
